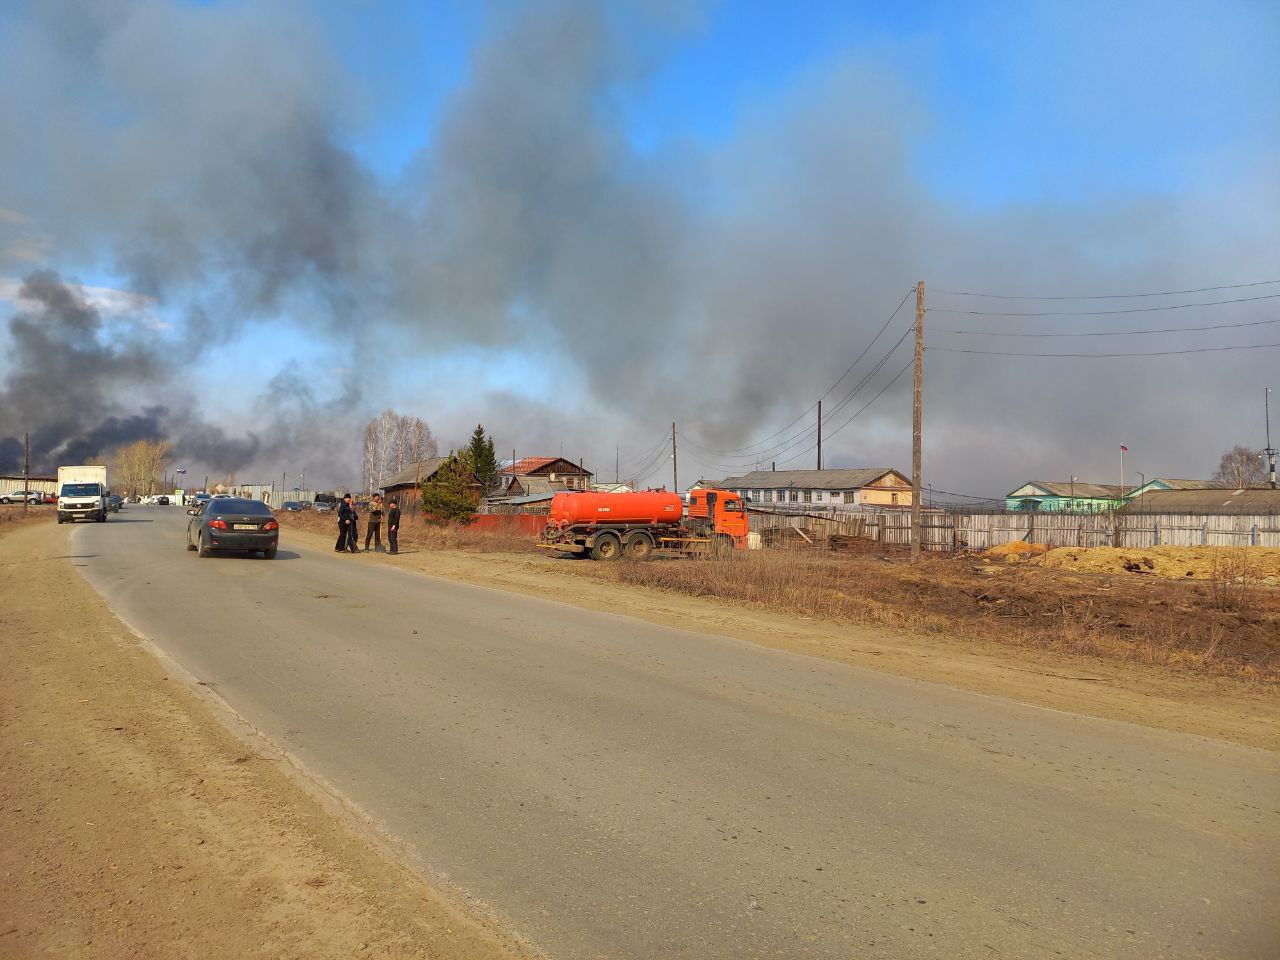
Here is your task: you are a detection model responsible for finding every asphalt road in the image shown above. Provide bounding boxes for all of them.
[72,506,1279,959]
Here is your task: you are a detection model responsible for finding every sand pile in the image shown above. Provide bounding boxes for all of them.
[982,541,1050,562]
[1035,546,1280,581]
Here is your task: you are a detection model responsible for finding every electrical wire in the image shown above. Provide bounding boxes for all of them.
[931,279,1280,300]
[932,341,1280,358]
[927,293,1280,317]
[772,357,914,467]
[945,316,1280,338]
[695,286,916,456]
[716,325,915,468]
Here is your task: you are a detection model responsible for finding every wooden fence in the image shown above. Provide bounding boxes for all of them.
[748,507,1280,551]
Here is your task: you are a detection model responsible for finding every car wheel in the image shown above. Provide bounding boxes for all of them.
[262,546,277,559]
[187,536,197,552]
[0,497,10,504]
[198,533,212,558]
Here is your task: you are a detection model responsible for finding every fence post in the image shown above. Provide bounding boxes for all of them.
[1154,520,1159,546]
[1202,522,1207,546]
[1253,524,1259,546]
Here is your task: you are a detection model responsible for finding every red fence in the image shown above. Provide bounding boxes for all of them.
[469,513,545,536]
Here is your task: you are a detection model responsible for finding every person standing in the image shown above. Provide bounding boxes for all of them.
[386,498,401,555]
[335,494,355,552]
[347,497,361,552]
[364,493,385,552]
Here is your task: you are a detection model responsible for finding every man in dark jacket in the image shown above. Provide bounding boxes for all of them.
[364,493,385,551]
[386,498,401,555]
[335,494,357,552]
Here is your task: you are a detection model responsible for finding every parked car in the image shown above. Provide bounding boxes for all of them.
[280,501,304,512]
[107,495,124,512]
[156,495,170,505]
[186,497,279,558]
[313,501,333,513]
[0,490,43,504]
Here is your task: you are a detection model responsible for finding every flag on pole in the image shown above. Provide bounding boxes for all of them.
[1119,443,1128,452]
[175,467,187,475]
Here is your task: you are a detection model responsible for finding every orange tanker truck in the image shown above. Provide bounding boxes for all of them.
[538,488,750,560]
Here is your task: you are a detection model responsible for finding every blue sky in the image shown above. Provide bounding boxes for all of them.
[1,0,1278,489]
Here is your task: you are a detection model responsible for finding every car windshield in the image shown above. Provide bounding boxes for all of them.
[206,499,271,516]
[61,483,100,497]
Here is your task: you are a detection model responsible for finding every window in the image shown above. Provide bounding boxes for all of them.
[61,483,101,497]
[815,490,825,502]
[724,499,742,512]
[802,490,812,503]
[789,490,799,502]
[891,492,899,505]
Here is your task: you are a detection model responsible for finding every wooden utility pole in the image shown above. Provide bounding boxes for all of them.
[816,400,822,470]
[911,281,925,563]
[22,432,30,516]
[671,422,678,493]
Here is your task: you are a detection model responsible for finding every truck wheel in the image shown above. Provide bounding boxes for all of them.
[623,532,654,560]
[590,532,622,561]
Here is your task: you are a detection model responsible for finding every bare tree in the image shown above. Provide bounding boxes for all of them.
[376,409,398,485]
[395,414,414,473]
[1212,445,1265,487]
[409,418,438,462]
[362,420,378,494]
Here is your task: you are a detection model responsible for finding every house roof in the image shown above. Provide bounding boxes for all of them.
[500,456,593,477]
[1120,487,1280,514]
[1011,481,1128,499]
[716,468,907,490]
[1140,478,1227,491]
[501,491,559,505]
[380,457,449,489]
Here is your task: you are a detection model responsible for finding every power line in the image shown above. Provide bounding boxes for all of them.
[714,325,915,468]
[932,341,1280,358]
[696,286,916,455]
[773,357,914,467]
[945,315,1280,338]
[931,279,1280,301]
[927,293,1280,317]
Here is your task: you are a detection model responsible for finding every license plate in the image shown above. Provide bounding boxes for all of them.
[233,523,258,530]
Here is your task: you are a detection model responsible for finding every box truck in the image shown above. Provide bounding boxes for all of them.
[57,465,109,523]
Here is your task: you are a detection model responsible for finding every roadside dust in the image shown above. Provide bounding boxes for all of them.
[1035,544,1280,580]
[0,519,537,960]
[290,523,1280,751]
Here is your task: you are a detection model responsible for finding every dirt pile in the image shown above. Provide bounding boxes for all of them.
[1036,545,1280,581]
[982,540,1049,562]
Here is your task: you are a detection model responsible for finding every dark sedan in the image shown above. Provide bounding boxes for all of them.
[186,497,280,559]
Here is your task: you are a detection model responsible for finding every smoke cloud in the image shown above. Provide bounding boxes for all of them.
[1,0,1276,492]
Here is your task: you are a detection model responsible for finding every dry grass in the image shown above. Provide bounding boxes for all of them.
[0,503,55,531]
[575,549,1280,682]
[275,510,537,554]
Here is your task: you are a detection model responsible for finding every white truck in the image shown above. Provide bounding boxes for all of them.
[57,465,109,523]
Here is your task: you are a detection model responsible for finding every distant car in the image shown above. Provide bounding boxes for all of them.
[156,495,170,506]
[313,501,333,513]
[107,495,123,512]
[129,495,142,504]
[281,501,303,512]
[186,497,280,559]
[43,494,57,504]
[0,490,42,504]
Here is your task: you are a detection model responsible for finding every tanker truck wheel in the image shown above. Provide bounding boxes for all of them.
[623,531,654,561]
[590,532,622,561]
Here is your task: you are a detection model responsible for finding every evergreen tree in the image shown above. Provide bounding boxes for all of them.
[466,424,500,490]
[420,452,477,524]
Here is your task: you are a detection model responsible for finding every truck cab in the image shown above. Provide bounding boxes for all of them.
[685,488,750,546]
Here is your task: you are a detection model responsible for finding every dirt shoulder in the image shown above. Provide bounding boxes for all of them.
[293,523,1279,751]
[0,520,536,960]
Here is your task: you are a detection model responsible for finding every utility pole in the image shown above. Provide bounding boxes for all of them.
[22,432,29,517]
[1266,387,1277,489]
[910,281,924,563]
[816,400,822,470]
[671,421,678,493]
[615,445,620,485]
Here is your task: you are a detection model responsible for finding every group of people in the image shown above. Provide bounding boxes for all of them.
[334,492,401,555]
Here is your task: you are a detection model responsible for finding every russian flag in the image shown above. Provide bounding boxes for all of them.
[1119,443,1128,452]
